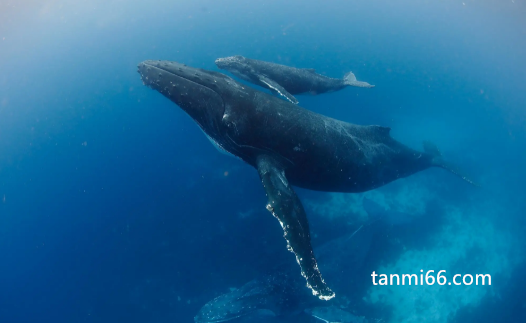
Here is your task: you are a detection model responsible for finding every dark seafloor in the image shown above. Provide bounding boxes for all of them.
[0,1,525,322]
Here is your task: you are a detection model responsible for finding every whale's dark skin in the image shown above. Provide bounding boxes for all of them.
[137,60,473,301]
[215,55,373,104]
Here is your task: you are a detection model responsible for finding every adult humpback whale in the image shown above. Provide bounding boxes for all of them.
[215,55,373,104]
[137,60,473,301]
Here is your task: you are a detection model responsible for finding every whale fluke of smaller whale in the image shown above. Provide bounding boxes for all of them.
[343,71,374,88]
[215,55,374,104]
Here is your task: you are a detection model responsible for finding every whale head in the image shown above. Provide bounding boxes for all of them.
[214,55,247,70]
[214,56,255,82]
[138,60,249,139]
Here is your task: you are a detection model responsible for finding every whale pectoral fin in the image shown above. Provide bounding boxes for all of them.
[259,76,299,105]
[255,155,335,300]
[368,125,391,139]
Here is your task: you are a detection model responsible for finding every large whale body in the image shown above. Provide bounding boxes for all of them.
[137,60,473,300]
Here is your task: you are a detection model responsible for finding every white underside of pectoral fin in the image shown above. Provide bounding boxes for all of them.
[260,77,299,104]
[199,128,241,160]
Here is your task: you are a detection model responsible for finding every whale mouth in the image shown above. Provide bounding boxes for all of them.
[137,60,227,137]
[214,58,230,69]
[138,60,224,93]
[215,56,243,69]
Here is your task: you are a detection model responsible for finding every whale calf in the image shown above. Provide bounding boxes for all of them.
[137,60,473,300]
[215,55,373,104]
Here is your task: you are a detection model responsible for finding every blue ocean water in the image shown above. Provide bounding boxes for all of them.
[0,1,525,322]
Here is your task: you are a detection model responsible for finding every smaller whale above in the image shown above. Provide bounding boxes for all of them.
[215,55,374,104]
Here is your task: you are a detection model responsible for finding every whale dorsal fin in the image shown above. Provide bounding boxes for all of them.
[369,125,391,137]
[258,75,299,104]
[304,68,316,73]
[256,155,335,301]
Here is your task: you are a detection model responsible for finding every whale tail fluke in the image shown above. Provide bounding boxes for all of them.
[423,141,479,187]
[343,71,374,88]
